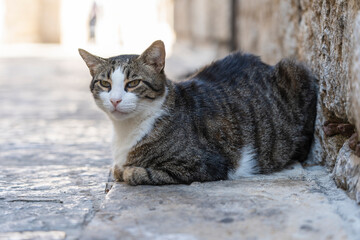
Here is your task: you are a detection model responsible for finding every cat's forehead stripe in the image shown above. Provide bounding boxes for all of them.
[111,67,125,88]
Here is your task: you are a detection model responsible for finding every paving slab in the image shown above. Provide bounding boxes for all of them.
[81,165,360,240]
[0,57,111,240]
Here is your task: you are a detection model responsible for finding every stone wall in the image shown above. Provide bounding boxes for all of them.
[173,0,360,203]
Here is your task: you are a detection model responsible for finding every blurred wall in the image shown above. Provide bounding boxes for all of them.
[61,0,175,53]
[236,0,299,65]
[1,0,60,43]
[0,0,174,54]
[39,0,61,43]
[174,0,232,58]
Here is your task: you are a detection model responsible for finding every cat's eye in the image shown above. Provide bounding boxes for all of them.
[99,80,111,88]
[126,80,141,88]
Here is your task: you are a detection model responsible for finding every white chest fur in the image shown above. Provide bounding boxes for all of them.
[111,95,167,167]
[228,145,259,179]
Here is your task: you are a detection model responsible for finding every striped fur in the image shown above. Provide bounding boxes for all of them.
[79,40,318,185]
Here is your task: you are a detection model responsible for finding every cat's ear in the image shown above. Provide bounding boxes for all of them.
[138,40,166,73]
[78,49,106,77]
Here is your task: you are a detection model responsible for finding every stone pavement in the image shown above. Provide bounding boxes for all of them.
[1,53,360,240]
[0,57,111,240]
[83,165,360,240]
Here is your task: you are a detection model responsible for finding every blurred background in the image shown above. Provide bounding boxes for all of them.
[0,0,305,77]
[0,0,245,78]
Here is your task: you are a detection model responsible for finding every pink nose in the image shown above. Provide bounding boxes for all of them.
[110,99,122,107]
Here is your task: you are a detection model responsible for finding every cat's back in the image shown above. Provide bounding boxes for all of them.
[169,52,317,172]
[172,52,273,113]
[186,52,272,87]
[175,51,317,108]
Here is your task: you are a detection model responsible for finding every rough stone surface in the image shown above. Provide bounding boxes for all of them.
[351,13,360,136]
[82,165,360,240]
[296,0,359,170]
[333,140,360,203]
[0,231,66,240]
[0,57,111,239]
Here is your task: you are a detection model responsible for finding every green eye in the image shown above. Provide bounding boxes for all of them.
[126,80,141,88]
[99,80,111,88]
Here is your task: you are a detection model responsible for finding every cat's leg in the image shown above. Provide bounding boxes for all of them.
[122,166,181,185]
[105,165,125,193]
[112,164,124,182]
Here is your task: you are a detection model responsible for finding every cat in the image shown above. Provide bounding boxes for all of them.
[79,40,318,186]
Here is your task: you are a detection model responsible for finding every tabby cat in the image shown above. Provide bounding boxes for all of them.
[79,40,317,186]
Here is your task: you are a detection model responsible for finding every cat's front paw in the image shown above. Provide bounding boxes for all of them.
[112,164,124,182]
[123,167,148,186]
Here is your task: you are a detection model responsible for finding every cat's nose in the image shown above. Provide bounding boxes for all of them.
[110,98,122,107]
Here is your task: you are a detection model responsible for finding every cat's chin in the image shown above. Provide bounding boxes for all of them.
[108,110,134,121]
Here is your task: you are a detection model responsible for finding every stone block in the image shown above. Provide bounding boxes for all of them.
[333,140,360,203]
[351,12,360,137]
[81,165,360,239]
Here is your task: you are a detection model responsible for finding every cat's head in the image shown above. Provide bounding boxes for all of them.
[79,40,167,121]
